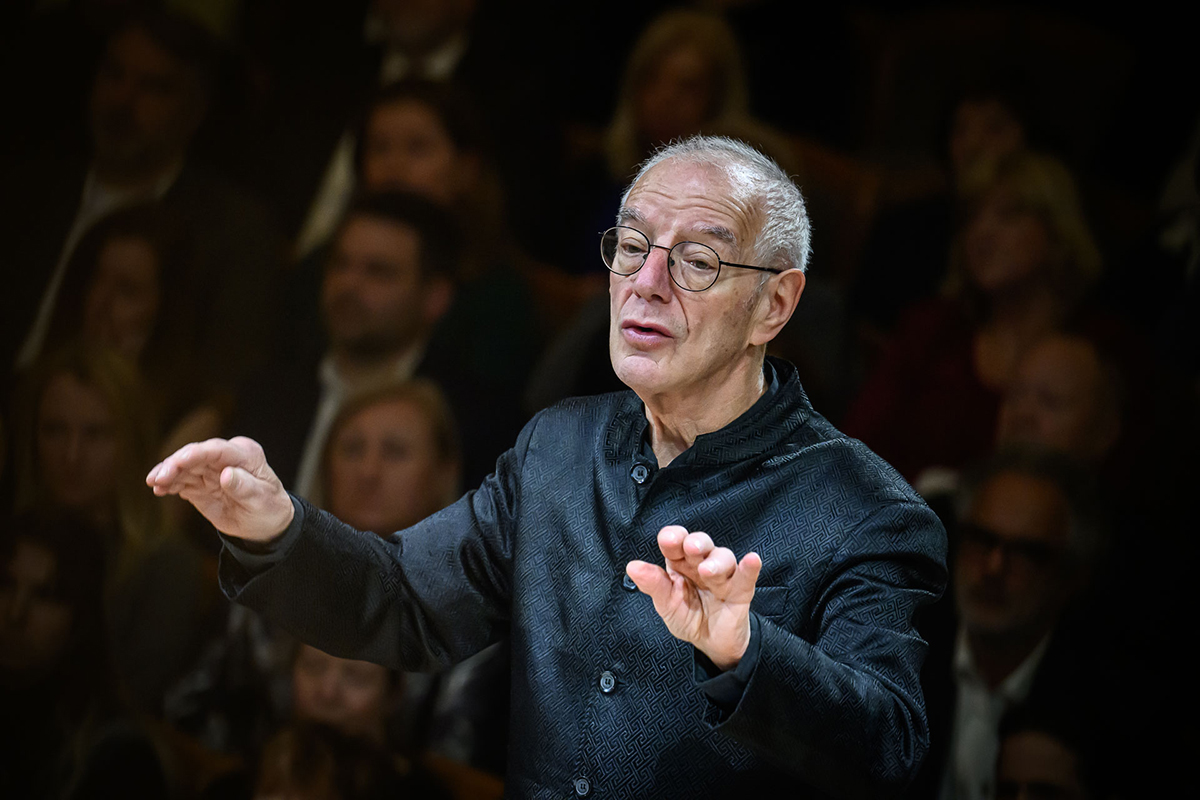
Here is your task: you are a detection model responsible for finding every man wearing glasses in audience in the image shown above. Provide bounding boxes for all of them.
[913,447,1105,800]
[147,136,946,798]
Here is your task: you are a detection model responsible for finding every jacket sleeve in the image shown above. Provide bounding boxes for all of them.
[710,500,948,799]
[216,411,539,671]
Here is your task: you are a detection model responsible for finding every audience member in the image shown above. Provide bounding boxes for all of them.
[39,202,225,455]
[316,380,509,777]
[317,379,460,534]
[253,719,448,800]
[238,191,523,494]
[10,344,214,716]
[843,151,1104,484]
[995,335,1122,468]
[278,0,557,259]
[0,510,170,799]
[0,7,284,394]
[992,705,1101,800]
[911,447,1113,800]
[566,9,794,274]
[282,80,545,397]
[850,75,1035,340]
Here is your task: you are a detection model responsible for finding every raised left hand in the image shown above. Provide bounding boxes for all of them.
[626,525,762,670]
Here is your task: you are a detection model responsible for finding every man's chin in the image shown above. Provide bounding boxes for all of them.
[611,351,668,393]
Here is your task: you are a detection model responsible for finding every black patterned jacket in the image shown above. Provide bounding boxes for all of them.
[219,358,947,799]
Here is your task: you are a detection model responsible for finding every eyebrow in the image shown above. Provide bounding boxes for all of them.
[616,208,739,248]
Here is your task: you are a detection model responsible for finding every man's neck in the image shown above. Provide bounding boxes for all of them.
[330,341,422,386]
[965,626,1052,691]
[642,356,765,468]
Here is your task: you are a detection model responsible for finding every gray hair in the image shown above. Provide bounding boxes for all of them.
[619,135,811,273]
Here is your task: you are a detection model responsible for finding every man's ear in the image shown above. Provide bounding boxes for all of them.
[422,276,455,327]
[749,268,805,347]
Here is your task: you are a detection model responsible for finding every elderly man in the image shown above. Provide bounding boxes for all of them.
[148,136,946,798]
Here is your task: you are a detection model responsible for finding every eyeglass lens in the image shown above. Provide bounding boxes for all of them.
[600,227,721,292]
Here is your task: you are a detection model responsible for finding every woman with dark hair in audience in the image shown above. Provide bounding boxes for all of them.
[10,343,214,717]
[0,510,170,798]
[842,151,1108,487]
[39,202,225,456]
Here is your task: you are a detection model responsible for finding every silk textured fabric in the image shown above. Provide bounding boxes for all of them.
[219,358,947,799]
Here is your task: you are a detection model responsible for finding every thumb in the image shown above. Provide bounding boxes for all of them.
[220,465,255,498]
[626,560,673,606]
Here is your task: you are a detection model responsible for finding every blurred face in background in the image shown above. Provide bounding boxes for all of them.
[636,44,716,145]
[322,216,430,358]
[949,98,1025,193]
[963,186,1052,296]
[955,472,1075,644]
[82,235,162,361]
[995,730,1089,800]
[37,373,120,519]
[291,644,394,745]
[361,99,472,206]
[996,337,1119,465]
[89,25,204,180]
[0,541,74,681]
[326,397,456,535]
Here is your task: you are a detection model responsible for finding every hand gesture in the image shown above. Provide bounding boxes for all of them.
[626,526,762,671]
[145,437,294,542]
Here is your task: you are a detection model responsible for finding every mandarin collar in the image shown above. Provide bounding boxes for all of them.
[604,357,810,467]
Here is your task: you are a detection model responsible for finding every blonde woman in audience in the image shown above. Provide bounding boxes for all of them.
[12,343,214,715]
[314,378,461,536]
[843,150,1107,485]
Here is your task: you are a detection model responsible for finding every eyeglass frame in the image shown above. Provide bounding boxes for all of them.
[955,522,1071,572]
[599,225,783,292]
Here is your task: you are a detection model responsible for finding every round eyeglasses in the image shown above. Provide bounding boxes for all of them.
[600,226,782,292]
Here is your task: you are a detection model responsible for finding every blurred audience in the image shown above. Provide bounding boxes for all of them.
[851,76,1035,339]
[10,344,214,717]
[912,447,1123,800]
[0,510,169,798]
[317,379,460,534]
[843,151,1104,484]
[1,6,284,396]
[39,202,225,455]
[0,3,1195,797]
[283,79,544,400]
[993,705,1102,800]
[254,719,448,800]
[316,380,510,777]
[236,190,521,494]
[994,335,1122,468]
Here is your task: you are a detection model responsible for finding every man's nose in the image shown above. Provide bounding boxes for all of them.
[983,543,1008,574]
[631,246,673,299]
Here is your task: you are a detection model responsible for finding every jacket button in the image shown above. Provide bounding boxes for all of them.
[622,573,638,592]
[630,464,649,484]
[599,670,616,693]
[574,777,591,796]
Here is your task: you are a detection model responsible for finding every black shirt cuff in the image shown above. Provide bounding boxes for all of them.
[219,493,305,572]
[694,613,761,713]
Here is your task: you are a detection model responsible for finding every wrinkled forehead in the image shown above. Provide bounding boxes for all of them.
[620,158,761,249]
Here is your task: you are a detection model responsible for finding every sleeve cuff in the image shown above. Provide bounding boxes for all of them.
[219,493,306,572]
[695,613,761,713]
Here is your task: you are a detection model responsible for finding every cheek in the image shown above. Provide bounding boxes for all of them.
[26,605,74,664]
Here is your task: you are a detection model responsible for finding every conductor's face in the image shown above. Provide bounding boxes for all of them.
[609,160,768,402]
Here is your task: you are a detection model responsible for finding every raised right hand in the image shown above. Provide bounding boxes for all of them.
[146,436,294,542]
